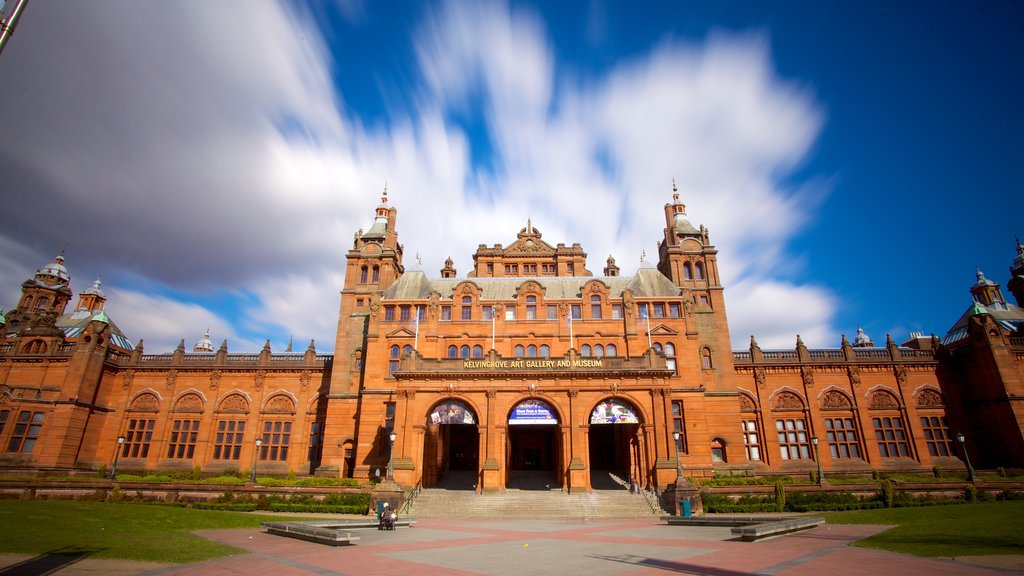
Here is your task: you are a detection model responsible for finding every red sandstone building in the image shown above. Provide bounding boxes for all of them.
[2,192,1023,491]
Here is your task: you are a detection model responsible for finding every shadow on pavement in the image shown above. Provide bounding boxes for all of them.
[0,547,101,576]
[589,553,751,575]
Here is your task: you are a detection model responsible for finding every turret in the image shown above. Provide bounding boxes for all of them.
[1007,237,1024,307]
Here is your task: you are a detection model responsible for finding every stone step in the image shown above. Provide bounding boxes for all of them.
[406,488,663,519]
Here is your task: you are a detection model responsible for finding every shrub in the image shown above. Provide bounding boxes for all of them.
[107,483,125,503]
[879,479,894,508]
[964,484,978,503]
[932,465,943,478]
[774,480,786,512]
[96,464,107,479]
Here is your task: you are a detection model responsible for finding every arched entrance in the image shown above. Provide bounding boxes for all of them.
[506,399,561,490]
[589,398,642,490]
[423,399,479,489]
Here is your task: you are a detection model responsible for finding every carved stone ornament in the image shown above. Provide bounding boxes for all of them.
[209,370,221,390]
[916,389,944,408]
[462,284,473,294]
[173,393,203,413]
[122,370,135,391]
[683,299,694,315]
[821,390,852,410]
[254,369,267,389]
[772,391,804,411]
[299,371,312,391]
[263,394,296,414]
[609,382,619,396]
[894,365,908,385]
[399,389,414,399]
[567,388,578,399]
[369,301,381,316]
[428,301,440,319]
[218,394,248,413]
[557,303,568,316]
[739,394,757,412]
[164,370,177,391]
[848,367,862,387]
[869,391,900,409]
[486,389,497,399]
[446,382,458,395]
[753,367,766,388]
[527,382,538,396]
[801,367,815,389]
[129,393,160,412]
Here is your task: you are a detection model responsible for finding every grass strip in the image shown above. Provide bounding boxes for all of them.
[826,501,1024,557]
[0,500,293,563]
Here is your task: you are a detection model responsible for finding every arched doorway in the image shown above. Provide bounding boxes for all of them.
[506,399,561,490]
[588,398,642,490]
[423,399,479,489]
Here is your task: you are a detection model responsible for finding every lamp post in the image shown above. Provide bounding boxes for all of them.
[672,430,683,478]
[249,438,263,484]
[109,435,125,480]
[956,432,976,482]
[811,436,824,486]
[387,431,397,481]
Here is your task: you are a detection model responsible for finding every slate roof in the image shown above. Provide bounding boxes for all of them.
[382,267,683,301]
[57,308,134,351]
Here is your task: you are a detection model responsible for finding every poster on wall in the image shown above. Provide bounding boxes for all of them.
[509,399,559,425]
[590,400,639,424]
[429,400,476,424]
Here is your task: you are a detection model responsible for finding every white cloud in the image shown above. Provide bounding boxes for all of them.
[0,0,838,352]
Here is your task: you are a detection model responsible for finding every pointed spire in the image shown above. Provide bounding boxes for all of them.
[218,339,228,352]
[841,334,849,347]
[286,335,293,353]
[672,178,679,202]
[175,339,186,352]
[307,339,316,352]
[262,339,271,352]
[528,216,533,233]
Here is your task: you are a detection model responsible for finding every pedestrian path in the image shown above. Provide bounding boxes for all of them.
[138,518,1021,576]
[2,518,1021,575]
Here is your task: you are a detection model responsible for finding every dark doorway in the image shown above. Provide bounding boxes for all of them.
[588,423,639,489]
[507,425,560,489]
[424,424,479,489]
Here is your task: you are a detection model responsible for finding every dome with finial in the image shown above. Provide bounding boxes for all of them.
[36,252,70,285]
[853,325,873,347]
[193,328,215,353]
[974,268,996,288]
[83,277,104,297]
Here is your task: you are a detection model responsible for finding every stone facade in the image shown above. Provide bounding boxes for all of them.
[2,193,1023,491]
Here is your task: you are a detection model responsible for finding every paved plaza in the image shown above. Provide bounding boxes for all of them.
[1,518,1021,576]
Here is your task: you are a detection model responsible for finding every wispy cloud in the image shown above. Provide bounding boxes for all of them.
[0,0,834,352]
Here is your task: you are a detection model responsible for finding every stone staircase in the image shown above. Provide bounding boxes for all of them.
[405,473,665,519]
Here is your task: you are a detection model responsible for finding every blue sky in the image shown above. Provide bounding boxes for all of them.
[0,1,1021,353]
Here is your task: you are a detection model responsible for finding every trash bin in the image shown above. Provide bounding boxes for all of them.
[377,501,384,522]
[682,499,692,518]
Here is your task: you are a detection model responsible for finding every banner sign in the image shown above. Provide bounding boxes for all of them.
[509,399,559,425]
[590,400,639,424]
[429,400,476,424]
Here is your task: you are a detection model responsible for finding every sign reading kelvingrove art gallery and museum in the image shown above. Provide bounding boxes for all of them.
[462,359,604,369]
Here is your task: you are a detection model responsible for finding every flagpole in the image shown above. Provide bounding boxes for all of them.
[645,306,652,350]
[491,312,495,351]
[414,309,420,350]
[569,311,574,350]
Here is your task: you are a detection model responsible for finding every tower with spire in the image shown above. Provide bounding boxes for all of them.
[1007,236,1024,307]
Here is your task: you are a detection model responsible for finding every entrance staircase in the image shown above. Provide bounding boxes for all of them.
[404,472,665,519]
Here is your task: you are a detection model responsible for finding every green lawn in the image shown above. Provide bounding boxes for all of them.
[0,500,291,563]
[826,501,1024,557]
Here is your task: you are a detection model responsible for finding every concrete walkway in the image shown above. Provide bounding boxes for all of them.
[2,519,1021,575]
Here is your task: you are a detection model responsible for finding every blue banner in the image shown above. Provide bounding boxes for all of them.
[509,399,558,425]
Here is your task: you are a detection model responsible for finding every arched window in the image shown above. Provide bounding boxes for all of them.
[388,345,400,376]
[591,295,602,319]
[460,345,470,359]
[695,262,705,280]
[660,342,677,374]
[372,266,380,283]
[701,347,713,369]
[526,295,537,320]
[594,344,604,357]
[403,345,413,356]
[514,344,525,357]
[653,342,663,353]
[540,344,550,357]
[711,438,726,462]
[472,345,483,358]
[448,345,458,358]
[359,266,368,284]
[606,344,617,356]
[581,344,592,357]
[35,297,48,309]
[527,344,537,357]
[683,263,693,280]
[462,296,472,321]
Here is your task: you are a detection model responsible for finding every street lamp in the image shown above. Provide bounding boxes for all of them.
[811,436,824,486]
[956,432,976,482]
[387,431,397,481]
[108,435,125,480]
[672,430,683,478]
[249,438,263,484]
